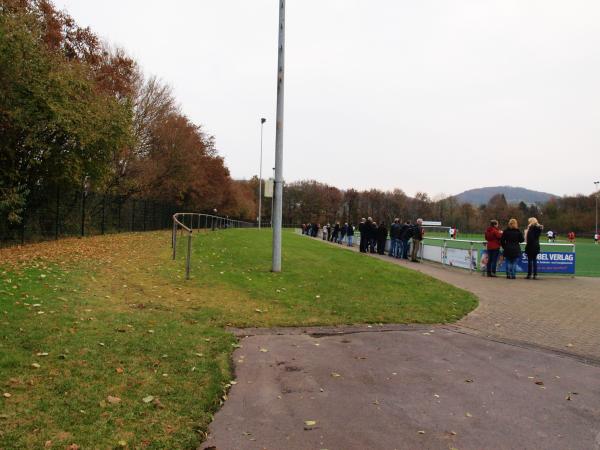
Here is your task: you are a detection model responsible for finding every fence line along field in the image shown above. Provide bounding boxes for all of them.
[0,229,476,449]
[420,231,599,277]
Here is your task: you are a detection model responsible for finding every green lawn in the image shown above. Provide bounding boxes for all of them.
[421,232,599,277]
[1,229,476,449]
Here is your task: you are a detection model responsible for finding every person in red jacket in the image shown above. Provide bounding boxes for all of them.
[485,219,503,277]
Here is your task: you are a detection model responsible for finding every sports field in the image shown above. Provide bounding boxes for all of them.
[421,232,599,277]
[0,229,476,449]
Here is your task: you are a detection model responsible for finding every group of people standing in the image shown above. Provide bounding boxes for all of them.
[485,217,543,279]
[358,217,425,262]
[301,217,426,262]
[301,222,356,246]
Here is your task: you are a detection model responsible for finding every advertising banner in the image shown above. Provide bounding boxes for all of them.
[479,250,575,274]
[422,244,442,263]
[443,247,477,270]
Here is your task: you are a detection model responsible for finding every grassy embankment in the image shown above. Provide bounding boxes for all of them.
[0,229,477,448]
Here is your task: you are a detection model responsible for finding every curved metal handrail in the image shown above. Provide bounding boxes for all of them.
[171,213,255,279]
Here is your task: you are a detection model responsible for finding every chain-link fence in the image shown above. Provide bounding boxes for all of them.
[0,187,179,248]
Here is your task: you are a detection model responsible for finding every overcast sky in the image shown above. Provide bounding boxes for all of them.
[54,0,600,197]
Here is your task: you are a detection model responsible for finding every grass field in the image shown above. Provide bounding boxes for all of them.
[0,229,476,449]
[421,232,600,277]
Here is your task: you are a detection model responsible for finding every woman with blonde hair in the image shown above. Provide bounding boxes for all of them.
[525,217,543,279]
[500,218,524,279]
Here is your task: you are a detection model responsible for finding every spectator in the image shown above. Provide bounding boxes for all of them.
[322,223,329,241]
[369,219,377,253]
[484,219,503,277]
[347,222,354,247]
[332,222,341,243]
[358,218,367,252]
[525,217,543,280]
[500,218,524,279]
[389,218,401,258]
[399,220,411,259]
[340,222,347,244]
[410,218,424,262]
[377,222,388,255]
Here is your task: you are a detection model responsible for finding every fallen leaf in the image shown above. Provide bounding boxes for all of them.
[465,379,473,383]
[304,420,317,426]
[330,372,341,378]
[44,440,52,448]
[142,395,154,403]
[259,348,268,353]
[465,412,473,417]
[31,363,41,369]
[36,352,49,357]
[418,430,425,434]
[535,381,544,386]
[107,396,121,404]
[115,367,124,374]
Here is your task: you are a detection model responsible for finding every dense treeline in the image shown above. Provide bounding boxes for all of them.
[271,180,598,235]
[0,0,256,231]
[1,1,595,238]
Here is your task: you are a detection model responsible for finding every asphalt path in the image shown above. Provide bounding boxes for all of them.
[204,326,600,450]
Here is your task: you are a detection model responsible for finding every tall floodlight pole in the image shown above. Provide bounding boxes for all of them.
[258,118,266,229]
[595,181,599,242]
[272,0,285,272]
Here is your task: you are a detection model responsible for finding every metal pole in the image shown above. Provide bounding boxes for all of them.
[595,181,599,242]
[186,230,192,280]
[172,219,177,259]
[272,0,285,272]
[258,118,266,229]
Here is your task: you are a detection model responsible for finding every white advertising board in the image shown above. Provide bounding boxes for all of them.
[264,178,274,198]
[422,244,442,263]
[442,247,477,270]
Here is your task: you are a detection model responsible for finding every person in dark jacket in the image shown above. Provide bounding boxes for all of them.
[332,222,340,243]
[369,219,378,253]
[358,218,367,252]
[376,222,388,255]
[410,218,424,262]
[346,222,355,247]
[399,220,411,259]
[525,217,543,279]
[484,219,503,277]
[389,218,401,257]
[500,218,524,279]
[340,222,347,244]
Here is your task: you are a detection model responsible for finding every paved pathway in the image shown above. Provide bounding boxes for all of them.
[205,326,600,450]
[331,241,600,362]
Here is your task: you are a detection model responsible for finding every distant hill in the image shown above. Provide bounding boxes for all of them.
[454,186,556,205]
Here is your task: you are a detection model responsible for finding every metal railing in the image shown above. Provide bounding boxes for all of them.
[172,213,255,279]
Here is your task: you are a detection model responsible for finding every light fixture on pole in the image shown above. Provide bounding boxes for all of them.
[594,181,599,243]
[272,0,285,272]
[258,118,266,230]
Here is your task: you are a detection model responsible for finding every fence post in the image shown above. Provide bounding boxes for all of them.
[131,200,136,232]
[55,186,60,240]
[143,200,147,232]
[172,219,177,259]
[101,195,106,235]
[185,230,192,280]
[81,190,86,237]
